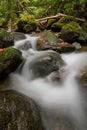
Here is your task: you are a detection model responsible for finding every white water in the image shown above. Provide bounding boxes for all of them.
[10,34,87,130]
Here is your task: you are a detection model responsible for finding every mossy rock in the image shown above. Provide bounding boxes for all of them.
[62,21,82,34]
[46,19,57,29]
[81,21,87,33]
[0,47,23,81]
[0,28,14,48]
[17,15,37,33]
[0,90,44,130]
[51,16,76,32]
[37,30,61,50]
[51,21,63,32]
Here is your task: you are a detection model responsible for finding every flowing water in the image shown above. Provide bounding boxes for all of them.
[8,34,87,130]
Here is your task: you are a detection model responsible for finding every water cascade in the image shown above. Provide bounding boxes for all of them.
[9,34,87,130]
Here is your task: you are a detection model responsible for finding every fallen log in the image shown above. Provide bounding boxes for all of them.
[36,13,85,22]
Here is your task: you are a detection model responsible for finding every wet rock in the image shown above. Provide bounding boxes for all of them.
[72,42,81,50]
[37,30,61,50]
[0,90,44,130]
[11,32,26,41]
[43,44,76,53]
[0,47,23,81]
[17,41,32,50]
[23,51,65,79]
[0,28,14,48]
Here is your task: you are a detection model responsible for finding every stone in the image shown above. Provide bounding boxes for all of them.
[0,28,14,48]
[0,90,44,130]
[0,47,23,81]
[59,30,79,43]
[37,30,61,50]
[11,32,26,41]
[23,51,65,79]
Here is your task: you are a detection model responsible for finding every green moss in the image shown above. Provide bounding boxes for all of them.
[17,15,37,33]
[24,20,37,32]
[62,21,82,34]
[0,47,21,61]
[81,21,87,33]
[46,19,56,29]
[51,21,63,31]
[58,16,76,24]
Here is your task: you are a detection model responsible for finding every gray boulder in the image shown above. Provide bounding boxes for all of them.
[0,90,44,130]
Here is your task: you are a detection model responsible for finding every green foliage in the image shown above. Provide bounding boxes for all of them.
[0,0,87,29]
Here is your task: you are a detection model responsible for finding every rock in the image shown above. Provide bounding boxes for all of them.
[43,44,76,53]
[0,28,14,48]
[16,41,32,50]
[11,32,26,41]
[17,15,37,33]
[59,30,79,43]
[72,42,81,50]
[59,21,82,43]
[23,51,65,79]
[0,90,44,130]
[77,32,87,45]
[37,30,61,50]
[0,47,23,81]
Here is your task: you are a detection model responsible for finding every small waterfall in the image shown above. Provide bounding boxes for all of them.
[9,34,87,130]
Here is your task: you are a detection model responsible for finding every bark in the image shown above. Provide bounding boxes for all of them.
[36,13,85,22]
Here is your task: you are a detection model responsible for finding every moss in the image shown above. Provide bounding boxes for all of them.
[81,21,87,33]
[62,21,82,34]
[51,21,64,32]
[17,15,37,33]
[46,19,57,29]
[0,47,21,61]
[51,16,76,32]
[0,47,22,80]
[0,28,14,48]
[58,16,76,24]
[24,20,37,32]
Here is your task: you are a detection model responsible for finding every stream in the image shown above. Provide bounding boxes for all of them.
[6,34,87,130]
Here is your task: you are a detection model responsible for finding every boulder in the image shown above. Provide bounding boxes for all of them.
[0,90,44,130]
[23,51,65,79]
[42,44,76,53]
[0,28,14,48]
[0,47,23,81]
[37,30,61,50]
[59,30,79,43]
[11,32,26,41]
